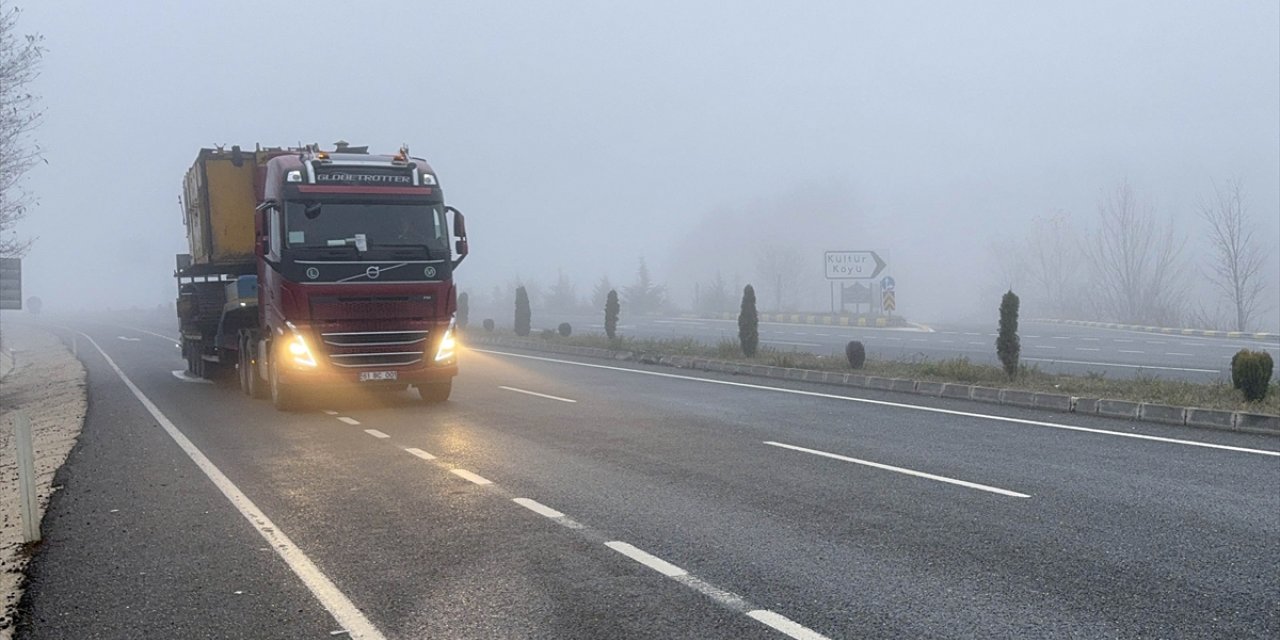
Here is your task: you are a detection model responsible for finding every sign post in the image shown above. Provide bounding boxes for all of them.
[825,251,887,314]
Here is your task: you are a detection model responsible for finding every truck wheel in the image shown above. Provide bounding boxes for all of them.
[416,381,452,403]
[269,355,305,411]
[247,340,267,400]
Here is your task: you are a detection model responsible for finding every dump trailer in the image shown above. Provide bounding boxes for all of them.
[176,143,469,410]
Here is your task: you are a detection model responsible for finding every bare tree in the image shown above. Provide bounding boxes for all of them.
[1025,211,1082,318]
[1197,178,1268,331]
[754,244,805,312]
[0,2,44,257]
[1082,180,1187,325]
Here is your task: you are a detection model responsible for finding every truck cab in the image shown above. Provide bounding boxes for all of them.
[176,143,468,410]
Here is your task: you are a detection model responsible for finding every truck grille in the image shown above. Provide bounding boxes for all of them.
[320,330,429,368]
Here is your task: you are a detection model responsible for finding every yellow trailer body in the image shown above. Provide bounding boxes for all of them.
[182,148,259,267]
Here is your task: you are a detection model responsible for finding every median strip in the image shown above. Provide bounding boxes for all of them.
[764,441,1030,498]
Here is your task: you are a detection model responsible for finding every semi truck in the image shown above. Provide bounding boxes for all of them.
[175,142,468,410]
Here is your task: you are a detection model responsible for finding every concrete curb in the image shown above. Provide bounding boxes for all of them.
[468,335,1279,437]
[694,312,908,329]
[1030,318,1279,343]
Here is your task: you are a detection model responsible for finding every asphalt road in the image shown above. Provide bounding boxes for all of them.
[14,313,1280,638]
[517,312,1280,382]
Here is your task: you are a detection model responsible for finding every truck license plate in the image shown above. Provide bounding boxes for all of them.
[359,371,398,382]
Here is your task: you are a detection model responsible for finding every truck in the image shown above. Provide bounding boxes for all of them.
[175,142,468,410]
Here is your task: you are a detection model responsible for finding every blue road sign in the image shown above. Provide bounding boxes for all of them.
[880,276,895,292]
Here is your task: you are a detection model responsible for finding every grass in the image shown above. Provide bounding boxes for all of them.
[468,328,1280,415]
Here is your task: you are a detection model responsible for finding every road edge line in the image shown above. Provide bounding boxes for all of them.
[80,332,386,640]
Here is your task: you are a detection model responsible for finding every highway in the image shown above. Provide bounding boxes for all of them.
[13,314,1280,639]
[519,313,1280,382]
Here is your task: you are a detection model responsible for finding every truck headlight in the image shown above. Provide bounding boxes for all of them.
[284,331,317,368]
[434,322,456,362]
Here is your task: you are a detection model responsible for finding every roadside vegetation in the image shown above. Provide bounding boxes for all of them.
[468,328,1280,415]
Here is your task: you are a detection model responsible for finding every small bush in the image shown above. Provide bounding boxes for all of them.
[558,322,572,337]
[514,286,531,337]
[540,328,555,339]
[845,341,866,369]
[483,318,495,332]
[996,290,1020,379]
[1231,349,1274,402]
[738,285,759,357]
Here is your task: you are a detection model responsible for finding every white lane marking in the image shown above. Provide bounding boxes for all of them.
[605,541,688,577]
[171,370,214,384]
[81,334,385,639]
[1022,357,1219,374]
[1166,352,1194,357]
[128,327,180,343]
[1082,337,1100,342]
[1052,336,1071,340]
[748,610,832,640]
[363,429,389,439]
[1146,340,1167,345]
[324,410,339,416]
[1033,345,1057,349]
[967,341,984,346]
[1115,339,1134,343]
[513,498,565,519]
[765,441,1029,498]
[762,340,822,347]
[451,469,492,485]
[1075,347,1101,352]
[475,350,1278,457]
[498,385,577,403]
[337,417,360,426]
[404,447,436,460]
[1119,350,1145,354]
[117,336,140,342]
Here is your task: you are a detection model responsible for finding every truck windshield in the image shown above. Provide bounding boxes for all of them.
[284,202,448,256]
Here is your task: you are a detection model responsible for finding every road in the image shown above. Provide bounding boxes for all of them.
[13,313,1280,638]
[521,313,1280,382]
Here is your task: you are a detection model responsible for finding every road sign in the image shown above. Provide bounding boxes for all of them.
[882,290,896,313]
[880,276,895,292]
[825,251,886,280]
[0,258,20,310]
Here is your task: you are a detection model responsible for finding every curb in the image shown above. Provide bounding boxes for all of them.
[1030,318,1279,343]
[693,312,907,329]
[468,335,1280,437]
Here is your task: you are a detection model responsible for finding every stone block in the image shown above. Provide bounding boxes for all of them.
[1097,399,1140,419]
[1138,403,1186,426]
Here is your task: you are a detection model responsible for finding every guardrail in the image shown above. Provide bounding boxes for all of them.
[1031,318,1278,342]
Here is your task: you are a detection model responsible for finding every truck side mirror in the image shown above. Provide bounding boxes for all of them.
[447,206,468,267]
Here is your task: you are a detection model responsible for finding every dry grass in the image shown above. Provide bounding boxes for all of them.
[470,329,1280,415]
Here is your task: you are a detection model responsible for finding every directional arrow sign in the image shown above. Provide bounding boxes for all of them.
[824,251,886,280]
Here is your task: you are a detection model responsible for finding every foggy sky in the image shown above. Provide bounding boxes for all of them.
[14,0,1280,328]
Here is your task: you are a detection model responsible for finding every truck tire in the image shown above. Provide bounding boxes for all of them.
[269,352,305,411]
[237,335,251,395]
[246,338,267,400]
[416,381,452,403]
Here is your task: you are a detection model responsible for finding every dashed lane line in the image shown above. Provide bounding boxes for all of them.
[764,441,1030,498]
[606,541,688,577]
[404,447,437,460]
[513,497,565,519]
[450,469,493,485]
[363,429,390,439]
[474,349,1277,457]
[1166,352,1194,357]
[498,385,578,403]
[1022,357,1219,374]
[79,333,386,640]
[337,417,361,426]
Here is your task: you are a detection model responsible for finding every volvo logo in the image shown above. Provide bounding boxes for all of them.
[306,267,320,280]
[366,266,381,279]
[424,266,437,278]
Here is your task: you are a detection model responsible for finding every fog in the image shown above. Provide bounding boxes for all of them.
[13,0,1280,329]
